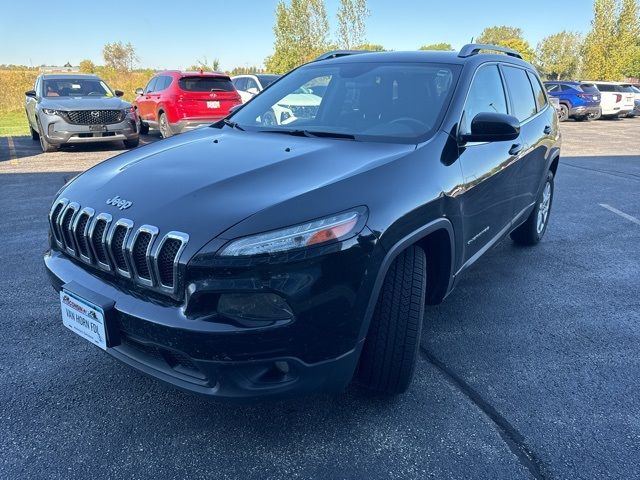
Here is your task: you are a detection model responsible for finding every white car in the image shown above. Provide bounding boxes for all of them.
[621,83,640,117]
[588,81,635,118]
[231,74,323,125]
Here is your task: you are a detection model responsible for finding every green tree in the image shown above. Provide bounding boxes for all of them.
[337,0,369,49]
[265,0,330,73]
[418,42,454,51]
[476,25,534,62]
[188,57,221,72]
[582,0,639,80]
[354,43,385,51]
[624,45,640,77]
[102,42,138,72]
[535,31,583,79]
[229,66,266,75]
[79,59,96,74]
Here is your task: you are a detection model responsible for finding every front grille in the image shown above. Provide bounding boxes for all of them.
[49,198,188,295]
[111,225,129,271]
[157,239,182,287]
[64,110,124,125]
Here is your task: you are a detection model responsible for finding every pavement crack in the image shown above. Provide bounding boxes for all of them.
[420,347,549,480]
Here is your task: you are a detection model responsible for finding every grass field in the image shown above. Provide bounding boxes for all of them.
[0,111,29,137]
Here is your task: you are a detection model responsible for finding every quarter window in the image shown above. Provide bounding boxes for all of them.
[527,71,547,112]
[460,65,508,136]
[502,66,537,122]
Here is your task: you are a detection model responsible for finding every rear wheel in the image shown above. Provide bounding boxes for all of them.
[123,137,140,149]
[158,112,173,138]
[357,245,427,394]
[558,104,569,122]
[588,109,601,121]
[511,171,554,246]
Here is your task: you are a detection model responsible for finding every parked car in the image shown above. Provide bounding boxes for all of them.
[231,74,281,103]
[543,81,601,121]
[45,45,560,399]
[620,83,640,117]
[232,73,322,125]
[135,71,242,138]
[25,74,139,153]
[586,81,635,118]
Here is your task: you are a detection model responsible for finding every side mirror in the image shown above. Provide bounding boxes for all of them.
[228,104,243,115]
[135,88,144,95]
[246,87,259,95]
[460,112,520,143]
[25,90,37,98]
[114,90,124,97]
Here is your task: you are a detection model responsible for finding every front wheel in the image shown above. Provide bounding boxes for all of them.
[511,171,554,246]
[136,115,149,135]
[357,245,427,394]
[38,125,58,153]
[29,124,40,140]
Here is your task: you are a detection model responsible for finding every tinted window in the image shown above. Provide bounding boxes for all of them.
[179,76,235,92]
[231,62,461,143]
[579,83,599,93]
[144,77,158,94]
[559,84,572,92]
[527,71,546,111]
[232,77,247,91]
[596,84,622,92]
[502,66,537,121]
[545,83,560,93]
[256,75,280,87]
[460,65,507,136]
[245,77,259,92]
[157,76,172,91]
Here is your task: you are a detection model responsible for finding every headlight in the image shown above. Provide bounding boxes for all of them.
[219,209,365,257]
[123,106,134,116]
[42,108,62,116]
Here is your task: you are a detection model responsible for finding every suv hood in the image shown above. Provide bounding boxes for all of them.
[59,128,414,255]
[40,96,130,111]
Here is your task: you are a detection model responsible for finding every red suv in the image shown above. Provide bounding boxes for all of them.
[134,71,242,138]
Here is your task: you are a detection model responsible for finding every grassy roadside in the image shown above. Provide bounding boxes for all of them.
[0,111,29,137]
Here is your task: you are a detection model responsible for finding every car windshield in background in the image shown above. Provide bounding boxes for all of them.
[256,74,281,87]
[179,76,235,92]
[230,62,461,143]
[579,83,599,93]
[43,79,113,97]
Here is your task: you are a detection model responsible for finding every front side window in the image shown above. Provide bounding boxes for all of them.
[459,65,507,136]
[42,78,113,97]
[545,83,559,93]
[144,77,158,94]
[230,62,461,143]
[502,66,537,122]
[527,71,547,112]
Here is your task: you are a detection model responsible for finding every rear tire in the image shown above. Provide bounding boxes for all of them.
[357,245,427,394]
[511,171,554,246]
[158,112,173,138]
[558,104,569,122]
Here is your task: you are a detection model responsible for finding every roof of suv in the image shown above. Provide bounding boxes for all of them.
[157,70,230,78]
[40,73,101,80]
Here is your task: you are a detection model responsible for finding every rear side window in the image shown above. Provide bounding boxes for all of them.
[179,76,235,92]
[596,84,621,92]
[580,83,599,93]
[527,71,547,111]
[460,65,508,136]
[502,66,537,122]
[232,77,247,91]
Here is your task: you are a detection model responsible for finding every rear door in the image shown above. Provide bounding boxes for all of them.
[177,76,240,118]
[457,64,520,262]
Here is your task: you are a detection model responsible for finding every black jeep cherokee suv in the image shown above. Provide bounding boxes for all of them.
[45,45,560,399]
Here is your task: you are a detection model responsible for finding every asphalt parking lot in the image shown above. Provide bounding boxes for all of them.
[1,119,639,479]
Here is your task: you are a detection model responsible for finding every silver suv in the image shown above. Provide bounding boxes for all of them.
[25,74,139,153]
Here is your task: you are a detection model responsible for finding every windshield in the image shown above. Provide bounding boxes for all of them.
[229,62,461,143]
[42,78,113,97]
[257,75,281,87]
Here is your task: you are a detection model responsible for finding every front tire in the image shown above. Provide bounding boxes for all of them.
[158,112,173,138]
[136,114,149,135]
[358,245,427,394]
[29,124,40,140]
[123,137,139,149]
[38,124,58,153]
[511,171,554,246]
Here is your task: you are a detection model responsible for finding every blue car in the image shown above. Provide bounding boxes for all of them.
[544,81,601,121]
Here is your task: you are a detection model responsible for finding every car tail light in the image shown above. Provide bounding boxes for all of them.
[614,94,622,103]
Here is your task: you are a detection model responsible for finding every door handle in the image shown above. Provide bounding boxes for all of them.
[543,125,552,134]
[509,143,523,156]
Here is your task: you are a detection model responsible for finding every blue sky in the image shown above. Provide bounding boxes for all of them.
[0,0,593,70]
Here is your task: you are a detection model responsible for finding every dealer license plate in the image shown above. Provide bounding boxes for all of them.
[60,290,107,350]
[89,124,107,132]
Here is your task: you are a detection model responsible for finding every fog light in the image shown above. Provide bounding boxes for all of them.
[217,293,293,325]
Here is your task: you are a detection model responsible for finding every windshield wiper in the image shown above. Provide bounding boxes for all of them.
[261,129,355,140]
[222,118,245,131]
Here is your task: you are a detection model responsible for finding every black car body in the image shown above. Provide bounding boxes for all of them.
[45,45,560,399]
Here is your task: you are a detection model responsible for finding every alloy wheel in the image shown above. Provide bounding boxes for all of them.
[537,181,552,234]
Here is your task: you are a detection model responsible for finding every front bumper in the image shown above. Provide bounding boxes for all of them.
[41,114,138,145]
[44,230,378,399]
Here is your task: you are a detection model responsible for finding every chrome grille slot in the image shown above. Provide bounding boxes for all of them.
[108,219,134,278]
[153,232,189,293]
[59,202,79,255]
[72,208,94,262]
[129,225,159,287]
[49,199,68,247]
[89,214,112,270]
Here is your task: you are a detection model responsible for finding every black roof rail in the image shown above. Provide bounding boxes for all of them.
[458,43,523,60]
[313,50,371,62]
